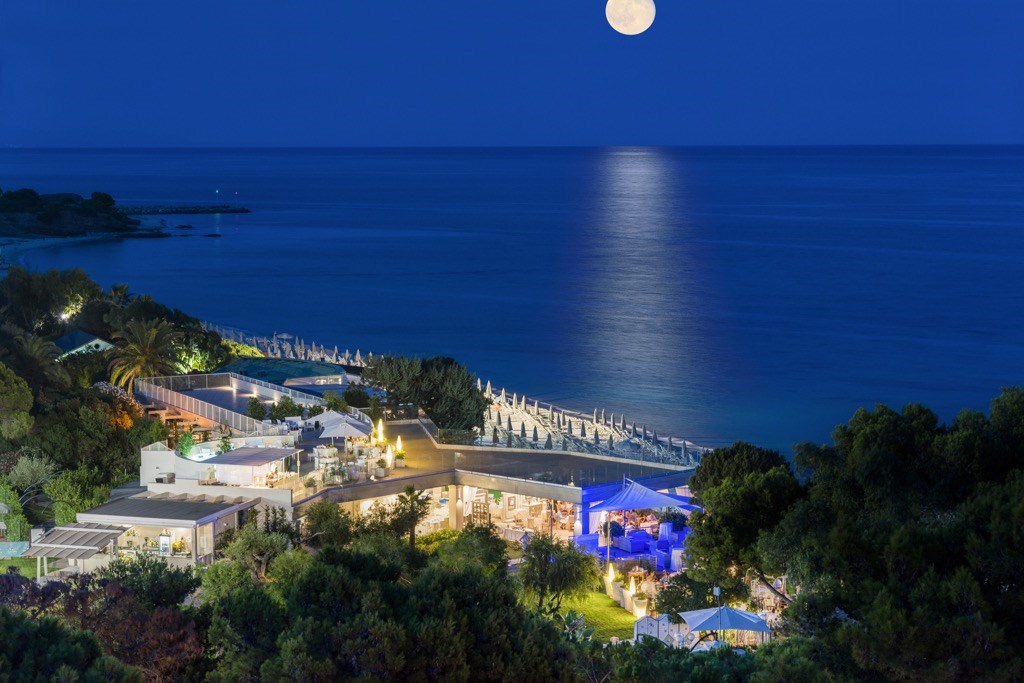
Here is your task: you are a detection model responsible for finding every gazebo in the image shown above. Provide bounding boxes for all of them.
[21,523,127,579]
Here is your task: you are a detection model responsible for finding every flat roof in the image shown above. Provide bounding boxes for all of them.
[22,523,127,560]
[194,446,299,467]
[77,496,241,526]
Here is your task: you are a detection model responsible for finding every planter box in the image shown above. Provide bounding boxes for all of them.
[394,459,407,468]
[375,467,389,478]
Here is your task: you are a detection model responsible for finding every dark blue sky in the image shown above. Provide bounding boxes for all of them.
[2,1,1022,146]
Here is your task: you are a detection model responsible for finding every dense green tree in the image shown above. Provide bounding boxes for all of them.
[362,355,488,429]
[688,441,789,498]
[342,385,371,407]
[0,362,33,440]
[686,464,801,603]
[432,523,509,574]
[10,333,69,390]
[6,452,54,492]
[321,389,347,412]
[246,395,266,422]
[0,481,30,541]
[0,605,142,682]
[221,524,290,581]
[393,486,432,550]
[42,467,109,525]
[302,499,353,549]
[655,571,745,619]
[100,555,201,610]
[519,533,599,614]
[107,319,182,390]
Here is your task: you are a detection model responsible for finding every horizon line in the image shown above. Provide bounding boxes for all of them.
[3,143,1024,152]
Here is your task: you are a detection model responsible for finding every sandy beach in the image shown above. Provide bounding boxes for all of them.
[0,233,121,270]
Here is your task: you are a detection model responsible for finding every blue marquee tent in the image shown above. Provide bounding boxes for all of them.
[589,479,690,513]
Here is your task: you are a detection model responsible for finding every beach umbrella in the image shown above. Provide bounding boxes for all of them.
[642,424,647,440]
[485,380,492,397]
[631,423,637,438]
[608,435,614,450]
[532,426,538,443]
[601,408,605,424]
[548,405,554,419]
[500,388,506,403]
[512,392,518,407]
[609,412,614,429]
[533,399,539,415]
[594,430,600,445]
[493,427,498,444]
[507,416,513,431]
[567,421,574,437]
[521,395,527,410]
[520,422,526,439]
[580,422,587,438]
[355,350,362,364]
[593,408,598,424]
[477,378,482,391]
[545,434,553,449]
[652,431,658,450]
[682,442,689,459]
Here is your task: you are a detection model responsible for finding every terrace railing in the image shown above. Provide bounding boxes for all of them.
[135,375,277,435]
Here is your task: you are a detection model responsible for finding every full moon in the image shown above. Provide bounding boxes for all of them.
[606,0,656,36]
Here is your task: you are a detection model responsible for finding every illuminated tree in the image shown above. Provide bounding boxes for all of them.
[107,319,182,390]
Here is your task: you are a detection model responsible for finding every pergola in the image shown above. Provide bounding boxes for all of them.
[21,523,127,580]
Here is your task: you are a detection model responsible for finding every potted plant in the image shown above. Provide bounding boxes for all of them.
[375,457,388,478]
[632,591,650,618]
[304,477,317,491]
[394,451,406,468]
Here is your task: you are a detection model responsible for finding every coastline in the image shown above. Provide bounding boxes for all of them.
[0,233,123,271]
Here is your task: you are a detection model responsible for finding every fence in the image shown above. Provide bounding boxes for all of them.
[135,375,277,435]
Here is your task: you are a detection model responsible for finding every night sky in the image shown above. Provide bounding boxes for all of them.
[2,0,1022,147]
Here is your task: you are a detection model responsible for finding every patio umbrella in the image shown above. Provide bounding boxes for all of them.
[567,421,574,436]
[512,392,518,407]
[630,423,637,438]
[608,435,614,450]
[545,433,553,449]
[321,419,370,440]
[493,427,498,444]
[548,405,554,419]
[485,380,492,397]
[532,426,538,443]
[520,422,526,438]
[533,399,539,415]
[500,388,506,403]
[580,423,587,438]
[593,430,599,445]
[506,416,513,431]
[593,408,598,424]
[678,606,770,634]
[601,408,605,424]
[477,378,482,391]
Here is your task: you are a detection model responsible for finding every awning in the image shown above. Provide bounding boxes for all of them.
[679,606,771,633]
[21,523,127,560]
[589,479,689,513]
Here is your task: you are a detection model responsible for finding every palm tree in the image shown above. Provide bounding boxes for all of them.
[108,319,182,391]
[12,334,69,388]
[107,283,133,307]
[394,486,431,550]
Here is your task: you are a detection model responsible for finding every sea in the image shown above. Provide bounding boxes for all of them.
[2,147,1022,452]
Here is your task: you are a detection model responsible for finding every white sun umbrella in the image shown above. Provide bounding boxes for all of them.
[321,419,371,440]
[679,607,770,634]
[305,410,350,428]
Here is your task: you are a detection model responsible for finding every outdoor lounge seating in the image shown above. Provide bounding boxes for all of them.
[613,531,651,553]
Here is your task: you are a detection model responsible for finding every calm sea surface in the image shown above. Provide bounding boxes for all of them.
[2,147,1022,451]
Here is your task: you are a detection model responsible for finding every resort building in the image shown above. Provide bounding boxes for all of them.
[53,328,113,359]
[23,363,697,582]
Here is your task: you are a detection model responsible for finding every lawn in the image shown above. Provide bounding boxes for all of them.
[564,591,636,641]
[1,557,37,579]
